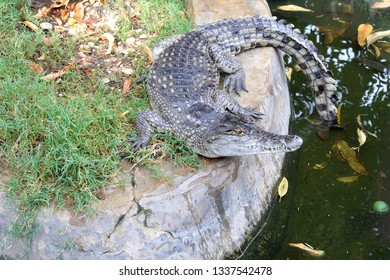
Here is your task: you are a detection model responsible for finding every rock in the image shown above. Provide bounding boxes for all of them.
[0,0,292,259]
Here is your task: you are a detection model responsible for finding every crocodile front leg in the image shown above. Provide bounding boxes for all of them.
[213,90,264,120]
[209,44,248,94]
[128,110,172,151]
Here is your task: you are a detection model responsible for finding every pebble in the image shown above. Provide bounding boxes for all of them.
[40,22,53,30]
[122,68,134,76]
[125,37,136,47]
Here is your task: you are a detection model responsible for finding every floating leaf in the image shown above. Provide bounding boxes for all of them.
[332,140,368,175]
[337,175,361,183]
[316,122,330,140]
[101,33,115,55]
[318,22,352,44]
[337,102,342,126]
[278,177,288,203]
[366,30,390,48]
[371,0,390,10]
[22,21,40,32]
[357,23,373,47]
[370,44,381,58]
[285,67,293,81]
[356,128,367,148]
[289,243,325,257]
[312,162,327,170]
[277,5,315,13]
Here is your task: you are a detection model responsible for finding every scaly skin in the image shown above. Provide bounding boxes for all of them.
[129,15,340,158]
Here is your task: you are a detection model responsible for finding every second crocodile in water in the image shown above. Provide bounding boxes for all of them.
[129,15,340,158]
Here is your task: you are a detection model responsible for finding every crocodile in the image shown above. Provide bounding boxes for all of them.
[129,15,340,158]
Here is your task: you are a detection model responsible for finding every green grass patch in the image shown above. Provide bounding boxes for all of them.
[0,0,196,239]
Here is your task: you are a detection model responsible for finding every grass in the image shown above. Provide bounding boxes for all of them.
[0,0,196,239]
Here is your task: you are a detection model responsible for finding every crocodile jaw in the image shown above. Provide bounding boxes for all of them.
[205,130,303,157]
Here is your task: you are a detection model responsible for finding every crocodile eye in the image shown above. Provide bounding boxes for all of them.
[226,129,244,135]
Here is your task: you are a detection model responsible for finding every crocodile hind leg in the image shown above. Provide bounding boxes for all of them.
[128,110,172,151]
[213,90,263,120]
[209,44,248,94]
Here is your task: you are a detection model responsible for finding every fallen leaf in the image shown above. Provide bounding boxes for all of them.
[337,175,361,183]
[30,62,44,75]
[357,23,373,47]
[285,67,293,81]
[41,64,73,80]
[67,18,77,25]
[101,33,115,55]
[289,243,325,257]
[356,128,367,148]
[143,45,154,64]
[60,6,71,21]
[51,0,70,8]
[332,140,368,175]
[318,22,352,44]
[316,122,330,140]
[278,177,288,203]
[371,0,390,9]
[35,7,52,19]
[277,5,315,13]
[337,102,342,126]
[74,2,84,22]
[366,30,390,48]
[370,44,381,58]
[123,78,132,94]
[312,162,327,170]
[22,21,40,32]
[119,110,131,118]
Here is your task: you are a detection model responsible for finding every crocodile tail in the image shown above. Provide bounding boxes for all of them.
[199,15,340,125]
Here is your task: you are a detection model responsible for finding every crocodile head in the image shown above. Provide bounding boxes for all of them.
[185,103,303,158]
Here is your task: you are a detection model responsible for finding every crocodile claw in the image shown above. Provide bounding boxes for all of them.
[223,70,248,95]
[128,136,146,151]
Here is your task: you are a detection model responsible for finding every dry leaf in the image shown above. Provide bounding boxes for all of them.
[101,33,115,55]
[356,128,367,148]
[337,175,361,183]
[337,102,342,126]
[366,30,390,48]
[285,67,292,81]
[357,23,373,47]
[277,5,315,13]
[371,0,390,9]
[41,64,73,80]
[143,45,154,64]
[35,7,52,19]
[123,78,132,94]
[312,162,327,170]
[74,2,84,22]
[289,243,325,257]
[318,22,352,44]
[30,62,44,75]
[119,110,131,118]
[22,21,40,32]
[51,0,70,8]
[332,140,368,175]
[278,177,288,203]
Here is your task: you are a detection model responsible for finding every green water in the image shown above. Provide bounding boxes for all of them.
[243,0,390,259]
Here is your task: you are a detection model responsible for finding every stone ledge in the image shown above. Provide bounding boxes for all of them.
[0,0,291,259]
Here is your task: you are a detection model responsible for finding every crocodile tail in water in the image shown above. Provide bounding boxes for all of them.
[199,15,340,125]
